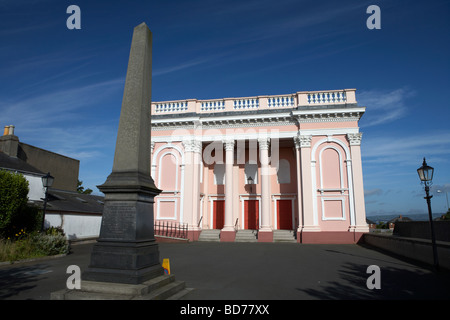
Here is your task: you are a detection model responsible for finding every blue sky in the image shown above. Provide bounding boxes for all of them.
[1,0,449,216]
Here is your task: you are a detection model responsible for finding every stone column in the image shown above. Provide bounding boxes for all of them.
[221,139,236,241]
[258,137,273,242]
[347,133,369,236]
[182,138,202,241]
[84,23,163,285]
[293,136,303,242]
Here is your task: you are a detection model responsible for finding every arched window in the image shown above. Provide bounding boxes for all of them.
[320,147,343,189]
[277,159,290,184]
[158,153,178,190]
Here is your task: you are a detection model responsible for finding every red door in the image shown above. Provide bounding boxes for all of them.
[213,200,225,229]
[277,200,292,230]
[244,200,259,229]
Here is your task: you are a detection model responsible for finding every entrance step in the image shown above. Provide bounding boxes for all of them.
[235,229,258,242]
[273,230,297,243]
[198,229,221,242]
[51,274,190,300]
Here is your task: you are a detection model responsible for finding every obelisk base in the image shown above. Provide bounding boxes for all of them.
[83,171,163,285]
[83,239,164,284]
[51,274,193,300]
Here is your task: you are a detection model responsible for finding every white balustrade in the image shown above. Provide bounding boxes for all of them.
[153,89,354,114]
[233,98,259,110]
[307,91,347,105]
[154,101,188,113]
[267,96,295,108]
[201,100,225,112]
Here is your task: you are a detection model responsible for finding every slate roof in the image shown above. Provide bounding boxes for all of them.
[44,189,104,215]
[0,151,43,175]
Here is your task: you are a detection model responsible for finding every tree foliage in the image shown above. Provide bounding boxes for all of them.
[0,170,40,237]
[77,180,93,195]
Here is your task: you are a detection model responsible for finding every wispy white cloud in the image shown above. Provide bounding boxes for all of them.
[0,78,123,162]
[358,88,415,127]
[362,131,450,166]
[153,53,229,76]
[1,78,123,127]
[364,188,383,197]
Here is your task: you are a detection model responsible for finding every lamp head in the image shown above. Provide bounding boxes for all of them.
[417,157,434,186]
[42,172,54,188]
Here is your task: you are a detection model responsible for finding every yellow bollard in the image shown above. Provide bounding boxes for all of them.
[162,259,170,275]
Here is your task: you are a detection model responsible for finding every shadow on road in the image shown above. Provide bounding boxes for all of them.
[296,260,450,300]
[0,264,52,299]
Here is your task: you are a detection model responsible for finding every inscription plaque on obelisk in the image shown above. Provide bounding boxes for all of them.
[83,22,163,285]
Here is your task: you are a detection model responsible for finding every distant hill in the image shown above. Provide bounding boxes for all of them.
[367,213,445,223]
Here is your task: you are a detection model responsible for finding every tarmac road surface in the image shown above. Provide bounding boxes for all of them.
[1,241,450,300]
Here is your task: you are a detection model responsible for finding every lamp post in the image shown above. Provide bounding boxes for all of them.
[41,172,54,231]
[417,158,439,271]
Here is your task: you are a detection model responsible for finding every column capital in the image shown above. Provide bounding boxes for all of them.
[223,139,235,151]
[295,134,312,148]
[150,141,155,154]
[182,138,202,153]
[347,133,363,146]
[258,137,270,150]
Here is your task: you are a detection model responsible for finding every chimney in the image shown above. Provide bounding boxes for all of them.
[0,125,19,157]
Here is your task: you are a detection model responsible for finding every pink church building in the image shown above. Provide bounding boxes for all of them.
[150,89,369,244]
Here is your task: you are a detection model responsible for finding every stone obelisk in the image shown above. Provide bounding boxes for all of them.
[84,22,163,285]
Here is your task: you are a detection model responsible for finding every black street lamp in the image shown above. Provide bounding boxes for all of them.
[41,172,54,231]
[247,176,254,193]
[417,158,439,271]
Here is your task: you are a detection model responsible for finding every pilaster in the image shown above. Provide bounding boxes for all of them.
[347,133,369,233]
[182,139,202,240]
[298,134,320,234]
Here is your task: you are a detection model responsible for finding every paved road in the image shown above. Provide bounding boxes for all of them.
[1,241,450,300]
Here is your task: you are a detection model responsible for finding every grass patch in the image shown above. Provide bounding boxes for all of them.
[0,229,69,263]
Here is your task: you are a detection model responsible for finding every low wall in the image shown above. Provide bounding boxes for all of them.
[393,221,450,242]
[45,212,102,240]
[363,233,450,271]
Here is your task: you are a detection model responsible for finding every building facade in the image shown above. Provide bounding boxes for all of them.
[150,89,369,243]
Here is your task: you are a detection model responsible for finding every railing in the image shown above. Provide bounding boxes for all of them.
[233,98,259,110]
[235,218,239,231]
[201,100,225,112]
[154,220,188,239]
[268,95,294,108]
[306,91,347,105]
[151,89,356,114]
[154,101,188,113]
